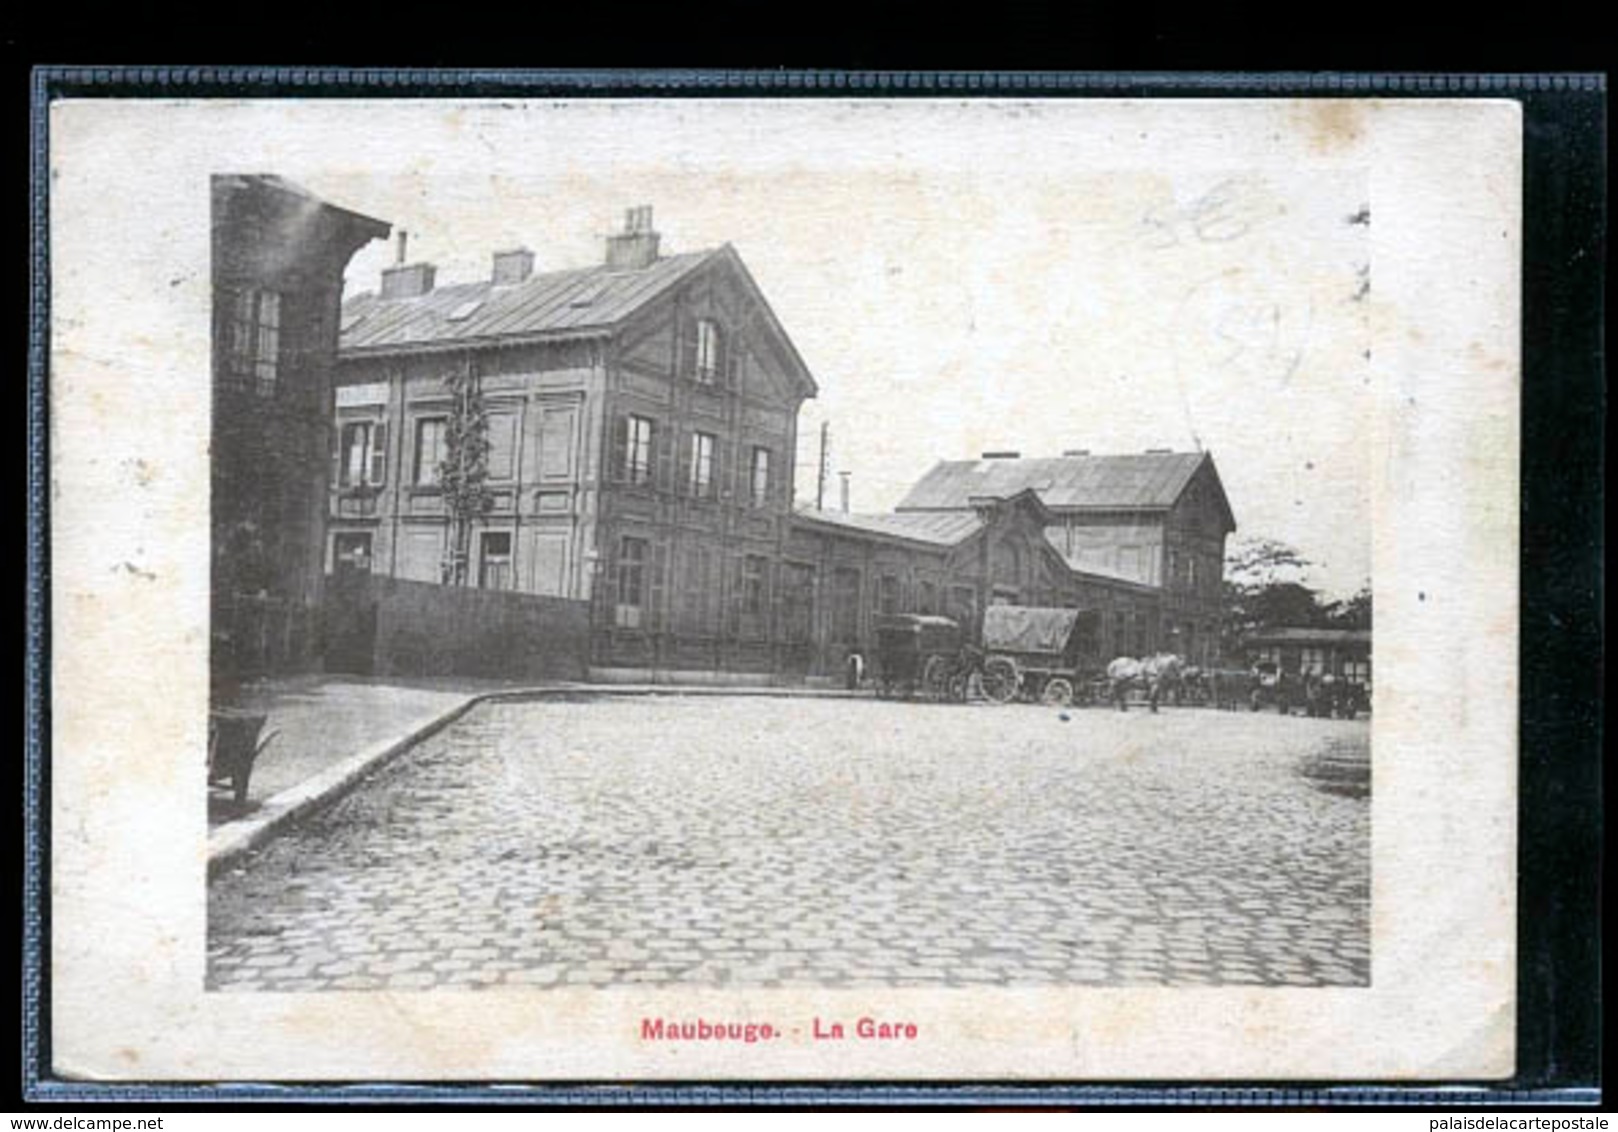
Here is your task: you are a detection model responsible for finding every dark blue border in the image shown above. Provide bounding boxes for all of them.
[24,67,1605,1109]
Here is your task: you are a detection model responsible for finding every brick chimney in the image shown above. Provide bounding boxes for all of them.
[605,205,660,270]
[491,247,534,285]
[380,230,436,298]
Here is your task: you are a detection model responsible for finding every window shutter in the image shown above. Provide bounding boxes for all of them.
[328,425,341,488]
[610,416,628,482]
[679,322,699,381]
[605,538,620,612]
[369,421,388,485]
[653,421,672,493]
[649,540,668,632]
[725,348,743,391]
[728,555,745,636]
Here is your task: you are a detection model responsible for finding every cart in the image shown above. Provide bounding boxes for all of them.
[873,614,975,701]
[976,605,1102,707]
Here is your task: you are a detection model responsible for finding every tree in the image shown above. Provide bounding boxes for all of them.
[1323,583,1372,630]
[1219,537,1328,655]
[439,362,493,586]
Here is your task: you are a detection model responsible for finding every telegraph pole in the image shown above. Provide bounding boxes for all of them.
[817,421,830,511]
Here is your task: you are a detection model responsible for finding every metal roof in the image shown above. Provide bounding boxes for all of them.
[792,508,984,548]
[1243,628,1371,646]
[896,452,1212,513]
[339,248,718,354]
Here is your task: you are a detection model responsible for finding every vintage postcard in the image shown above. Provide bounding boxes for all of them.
[47,96,1519,1082]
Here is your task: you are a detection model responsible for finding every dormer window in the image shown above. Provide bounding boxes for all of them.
[694,319,721,384]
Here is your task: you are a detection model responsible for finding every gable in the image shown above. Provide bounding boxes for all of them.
[615,245,817,404]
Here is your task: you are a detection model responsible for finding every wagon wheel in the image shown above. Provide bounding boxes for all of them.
[1040,677,1074,707]
[979,657,1020,705]
[921,654,952,702]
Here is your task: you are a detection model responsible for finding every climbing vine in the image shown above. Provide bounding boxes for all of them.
[439,362,493,585]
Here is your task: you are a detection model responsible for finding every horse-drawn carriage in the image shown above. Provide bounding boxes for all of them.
[975,605,1103,707]
[873,614,982,702]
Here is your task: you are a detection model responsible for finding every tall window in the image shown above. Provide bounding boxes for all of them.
[413,417,447,486]
[677,546,716,634]
[478,531,513,590]
[616,536,647,628]
[695,319,721,384]
[833,567,862,642]
[878,574,901,616]
[917,580,937,615]
[750,446,771,507]
[1301,646,1327,675]
[339,420,387,487]
[741,555,767,617]
[689,432,716,498]
[949,585,977,627]
[624,415,654,484]
[780,562,815,644]
[486,412,518,481]
[224,288,281,397]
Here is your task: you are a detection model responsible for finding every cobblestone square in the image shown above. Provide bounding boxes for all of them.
[208,695,1369,990]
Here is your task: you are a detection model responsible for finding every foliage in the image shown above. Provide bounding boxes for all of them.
[1219,537,1370,653]
[439,365,493,586]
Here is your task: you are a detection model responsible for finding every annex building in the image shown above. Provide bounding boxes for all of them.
[327,207,1236,683]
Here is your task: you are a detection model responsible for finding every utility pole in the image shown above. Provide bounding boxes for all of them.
[817,421,830,511]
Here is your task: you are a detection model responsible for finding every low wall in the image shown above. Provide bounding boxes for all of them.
[324,573,590,681]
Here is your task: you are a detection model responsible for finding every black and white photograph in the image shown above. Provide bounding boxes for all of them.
[46,96,1520,1083]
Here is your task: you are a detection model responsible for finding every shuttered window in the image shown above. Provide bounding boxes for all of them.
[695,319,722,384]
[688,432,717,498]
[338,420,388,487]
[749,447,771,508]
[617,414,655,485]
[615,537,648,628]
[224,287,281,397]
[413,418,447,486]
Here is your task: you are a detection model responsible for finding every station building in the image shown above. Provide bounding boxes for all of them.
[328,207,1235,683]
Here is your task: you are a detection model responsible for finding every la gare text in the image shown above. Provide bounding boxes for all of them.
[639,1017,920,1043]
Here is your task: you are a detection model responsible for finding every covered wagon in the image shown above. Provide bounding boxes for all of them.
[976,605,1102,707]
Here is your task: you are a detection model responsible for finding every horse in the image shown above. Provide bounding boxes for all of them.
[1106,654,1186,713]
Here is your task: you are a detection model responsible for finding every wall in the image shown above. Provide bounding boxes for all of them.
[324,572,590,681]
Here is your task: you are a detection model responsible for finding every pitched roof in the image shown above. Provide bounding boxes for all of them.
[339,248,718,355]
[792,507,983,548]
[897,451,1213,513]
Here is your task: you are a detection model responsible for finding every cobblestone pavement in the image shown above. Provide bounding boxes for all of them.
[208,696,1369,990]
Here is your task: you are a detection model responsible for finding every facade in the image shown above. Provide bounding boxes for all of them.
[895,450,1237,666]
[330,208,1237,683]
[330,208,817,679]
[211,175,390,686]
[788,491,1163,677]
[1244,627,1372,684]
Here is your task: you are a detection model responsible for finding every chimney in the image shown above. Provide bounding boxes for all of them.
[381,261,436,299]
[395,229,408,265]
[491,247,534,285]
[838,471,851,514]
[981,450,1021,460]
[1144,447,1173,454]
[605,205,661,270]
[1062,449,1091,457]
